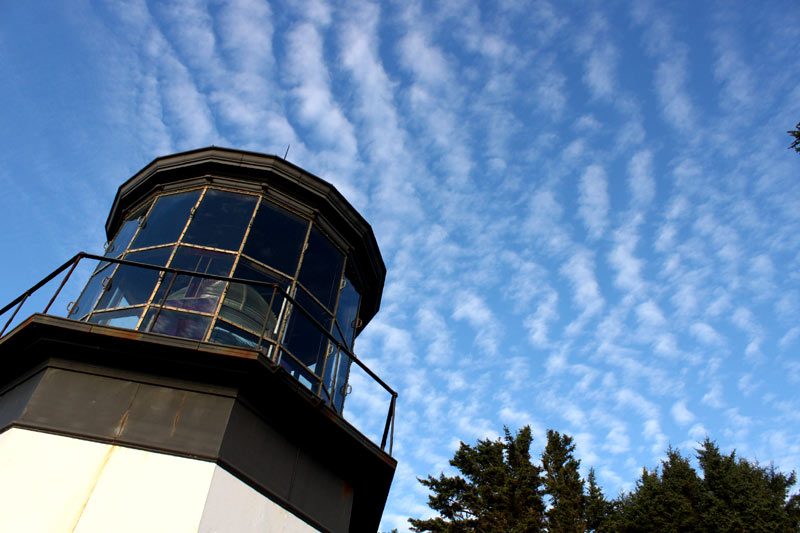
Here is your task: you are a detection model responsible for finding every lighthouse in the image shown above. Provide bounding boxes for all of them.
[0,147,396,532]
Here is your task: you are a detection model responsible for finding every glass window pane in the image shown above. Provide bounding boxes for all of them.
[143,308,211,340]
[130,191,200,249]
[153,247,233,314]
[297,227,344,311]
[279,349,320,393]
[242,201,308,276]
[209,320,260,349]
[281,303,330,376]
[331,350,351,413]
[183,190,257,251]
[105,206,147,258]
[335,274,361,348]
[68,263,113,320]
[88,307,144,329]
[95,248,172,310]
[219,258,289,337]
[294,286,333,332]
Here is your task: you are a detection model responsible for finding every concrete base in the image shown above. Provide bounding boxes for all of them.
[0,427,318,533]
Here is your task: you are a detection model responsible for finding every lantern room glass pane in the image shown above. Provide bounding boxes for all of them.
[281,302,330,378]
[335,275,360,348]
[209,319,260,349]
[183,190,257,251]
[143,308,211,340]
[95,247,171,310]
[69,263,113,320]
[297,227,344,311]
[294,286,333,332]
[217,257,290,337]
[279,349,321,393]
[242,201,308,276]
[130,191,200,250]
[105,206,147,258]
[153,246,233,314]
[88,307,144,329]
[331,350,351,413]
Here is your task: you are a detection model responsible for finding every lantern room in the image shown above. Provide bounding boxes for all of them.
[68,147,385,412]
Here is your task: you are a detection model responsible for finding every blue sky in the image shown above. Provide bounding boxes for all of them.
[2,0,800,530]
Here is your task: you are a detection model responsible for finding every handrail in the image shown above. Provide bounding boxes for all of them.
[0,252,396,454]
[71,253,398,398]
[0,252,84,317]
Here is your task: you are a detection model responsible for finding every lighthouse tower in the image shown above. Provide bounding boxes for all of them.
[0,147,396,532]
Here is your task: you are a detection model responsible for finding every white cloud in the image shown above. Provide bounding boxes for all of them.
[702,382,724,408]
[628,150,655,209]
[690,322,725,347]
[670,401,695,426]
[561,248,604,332]
[285,22,358,159]
[636,300,666,327]
[526,188,572,256]
[524,289,559,348]
[584,41,618,99]
[655,52,695,133]
[604,425,631,454]
[609,220,646,297]
[452,291,501,356]
[578,164,610,240]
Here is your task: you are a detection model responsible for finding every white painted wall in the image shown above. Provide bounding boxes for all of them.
[0,428,319,533]
[199,466,319,533]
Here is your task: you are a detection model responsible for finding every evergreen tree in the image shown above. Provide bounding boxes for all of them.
[697,438,800,532]
[584,469,611,532]
[541,430,585,532]
[789,121,800,153]
[606,440,800,533]
[409,428,800,533]
[409,426,545,532]
[605,447,704,532]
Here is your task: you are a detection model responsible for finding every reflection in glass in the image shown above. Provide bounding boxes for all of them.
[153,247,233,314]
[218,258,289,338]
[69,263,113,320]
[130,191,200,249]
[297,227,344,311]
[243,201,308,276]
[335,274,360,348]
[209,320,260,349]
[281,303,329,378]
[279,349,320,392]
[320,343,337,403]
[183,190,257,251]
[294,286,333,332]
[105,206,147,258]
[95,248,171,310]
[144,308,211,340]
[88,308,144,329]
[331,350,351,413]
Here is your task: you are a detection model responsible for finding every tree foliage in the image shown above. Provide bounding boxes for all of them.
[408,427,545,532]
[409,429,800,533]
[608,439,800,532]
[789,121,800,153]
[542,430,585,532]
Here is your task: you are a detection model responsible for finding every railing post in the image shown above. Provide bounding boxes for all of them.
[0,293,29,337]
[146,270,178,332]
[257,286,278,354]
[43,254,82,314]
[381,392,396,452]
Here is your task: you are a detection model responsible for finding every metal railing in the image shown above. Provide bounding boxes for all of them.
[0,252,396,455]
